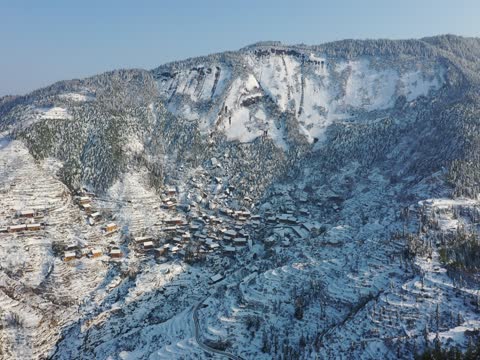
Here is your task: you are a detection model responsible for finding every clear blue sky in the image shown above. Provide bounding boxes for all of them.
[1,0,479,96]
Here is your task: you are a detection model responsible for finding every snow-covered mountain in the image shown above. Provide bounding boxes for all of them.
[154,43,444,146]
[2,35,480,359]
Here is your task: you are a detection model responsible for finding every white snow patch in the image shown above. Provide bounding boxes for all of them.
[244,74,259,92]
[340,59,399,111]
[124,137,145,155]
[58,92,95,102]
[38,106,72,120]
[225,107,262,143]
[400,70,442,101]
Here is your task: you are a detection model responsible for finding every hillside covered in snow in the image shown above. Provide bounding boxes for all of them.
[2,35,480,359]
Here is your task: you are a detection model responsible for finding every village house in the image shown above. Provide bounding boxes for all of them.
[26,223,42,231]
[65,243,79,251]
[219,208,233,216]
[223,246,236,254]
[90,212,101,220]
[164,226,177,233]
[211,157,220,167]
[18,210,35,218]
[78,196,91,205]
[176,228,186,236]
[162,200,176,209]
[210,273,224,284]
[143,241,154,250]
[134,236,153,245]
[234,237,247,246]
[232,210,251,219]
[250,220,261,228]
[155,246,168,257]
[34,212,45,220]
[238,230,249,239]
[193,216,206,225]
[208,233,219,241]
[166,187,177,197]
[277,214,298,224]
[105,223,118,233]
[290,226,306,239]
[267,216,277,223]
[264,236,276,247]
[211,216,223,224]
[8,224,27,233]
[64,251,76,261]
[81,203,92,213]
[223,229,237,239]
[209,243,220,250]
[110,248,122,258]
[189,224,201,232]
[91,248,102,258]
[299,208,310,216]
[165,218,183,226]
[88,212,101,226]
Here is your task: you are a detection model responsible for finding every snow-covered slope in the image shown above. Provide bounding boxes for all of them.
[2,35,480,359]
[153,44,445,145]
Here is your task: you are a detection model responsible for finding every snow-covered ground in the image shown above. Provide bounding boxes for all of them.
[1,39,478,360]
[58,92,95,102]
[37,106,72,120]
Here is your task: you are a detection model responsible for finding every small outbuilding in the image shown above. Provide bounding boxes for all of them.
[210,273,224,284]
[81,203,92,213]
[105,223,118,232]
[91,248,102,258]
[26,223,42,231]
[223,246,236,254]
[8,224,27,233]
[64,251,77,261]
[18,210,35,218]
[143,241,154,250]
[134,236,153,245]
[110,248,122,258]
[78,196,91,205]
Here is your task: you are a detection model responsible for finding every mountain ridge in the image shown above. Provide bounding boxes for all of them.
[0,34,477,101]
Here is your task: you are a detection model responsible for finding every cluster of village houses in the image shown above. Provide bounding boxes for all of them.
[73,184,318,266]
[0,209,45,234]
[67,188,262,264]
[1,181,320,279]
